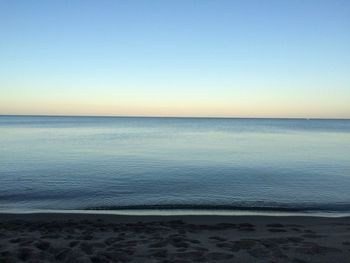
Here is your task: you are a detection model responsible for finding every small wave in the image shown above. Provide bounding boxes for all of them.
[84,203,350,213]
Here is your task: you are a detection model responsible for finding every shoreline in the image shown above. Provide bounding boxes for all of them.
[1,213,350,262]
[2,208,350,218]
[1,212,350,222]
[2,210,350,218]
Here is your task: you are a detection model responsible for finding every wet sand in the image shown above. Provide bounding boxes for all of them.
[0,213,350,262]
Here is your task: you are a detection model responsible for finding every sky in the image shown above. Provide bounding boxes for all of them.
[0,0,349,118]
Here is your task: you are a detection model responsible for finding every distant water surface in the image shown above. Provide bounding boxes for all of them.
[0,116,350,213]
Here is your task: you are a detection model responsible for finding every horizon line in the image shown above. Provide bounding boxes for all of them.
[0,114,349,121]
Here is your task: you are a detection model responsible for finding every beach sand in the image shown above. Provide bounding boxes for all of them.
[0,213,350,262]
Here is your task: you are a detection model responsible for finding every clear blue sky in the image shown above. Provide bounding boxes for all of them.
[1,0,349,118]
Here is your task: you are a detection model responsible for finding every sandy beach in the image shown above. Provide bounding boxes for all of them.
[0,213,349,262]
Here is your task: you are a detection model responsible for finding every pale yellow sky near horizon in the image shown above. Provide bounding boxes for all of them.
[1,90,349,118]
[1,75,349,118]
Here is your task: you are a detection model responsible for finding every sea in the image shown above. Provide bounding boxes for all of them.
[1,116,350,216]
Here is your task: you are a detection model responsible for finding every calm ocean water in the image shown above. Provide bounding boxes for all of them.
[0,116,350,214]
